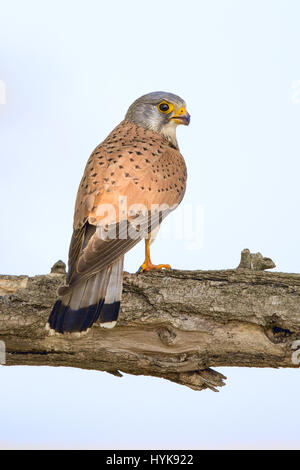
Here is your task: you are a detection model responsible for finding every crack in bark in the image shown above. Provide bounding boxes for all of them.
[8,350,75,356]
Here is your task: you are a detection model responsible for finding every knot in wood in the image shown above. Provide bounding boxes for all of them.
[265,325,292,344]
[50,260,66,274]
[237,248,276,271]
[157,326,177,346]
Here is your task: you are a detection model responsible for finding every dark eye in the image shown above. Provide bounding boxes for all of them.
[157,101,174,114]
[159,103,169,112]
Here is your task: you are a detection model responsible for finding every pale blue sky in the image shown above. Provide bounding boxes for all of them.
[0,0,299,449]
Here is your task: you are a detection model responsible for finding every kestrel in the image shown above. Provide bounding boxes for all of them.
[47,91,190,334]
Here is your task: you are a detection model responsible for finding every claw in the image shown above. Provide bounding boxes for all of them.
[137,262,171,273]
[137,239,171,273]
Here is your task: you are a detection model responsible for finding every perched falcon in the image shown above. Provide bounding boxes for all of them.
[47,91,190,334]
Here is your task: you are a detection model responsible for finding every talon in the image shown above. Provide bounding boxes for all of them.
[138,262,171,273]
[137,239,171,273]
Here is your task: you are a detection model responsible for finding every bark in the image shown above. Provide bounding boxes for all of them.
[0,250,300,392]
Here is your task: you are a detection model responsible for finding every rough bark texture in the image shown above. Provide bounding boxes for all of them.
[1,250,300,391]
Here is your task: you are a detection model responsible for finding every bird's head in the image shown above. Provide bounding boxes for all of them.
[125,91,190,148]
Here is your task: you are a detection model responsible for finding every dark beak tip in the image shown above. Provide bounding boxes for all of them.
[186,114,191,125]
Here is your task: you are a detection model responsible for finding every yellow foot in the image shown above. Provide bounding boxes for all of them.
[137,261,171,273]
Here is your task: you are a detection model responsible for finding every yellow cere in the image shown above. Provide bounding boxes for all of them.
[172,106,187,118]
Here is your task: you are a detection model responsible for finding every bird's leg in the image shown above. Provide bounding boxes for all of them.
[137,239,171,272]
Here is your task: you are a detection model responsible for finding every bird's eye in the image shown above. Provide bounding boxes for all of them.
[157,101,173,114]
[159,103,169,112]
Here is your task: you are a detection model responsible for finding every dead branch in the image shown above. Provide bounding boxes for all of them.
[1,249,300,391]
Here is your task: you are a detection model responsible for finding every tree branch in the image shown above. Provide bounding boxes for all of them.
[1,250,300,391]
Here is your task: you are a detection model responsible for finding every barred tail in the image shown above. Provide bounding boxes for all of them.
[47,257,123,334]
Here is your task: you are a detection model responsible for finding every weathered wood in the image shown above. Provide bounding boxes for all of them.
[1,253,300,391]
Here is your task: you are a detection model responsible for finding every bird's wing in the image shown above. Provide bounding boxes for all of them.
[65,120,187,288]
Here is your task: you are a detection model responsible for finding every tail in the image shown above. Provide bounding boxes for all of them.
[47,257,124,334]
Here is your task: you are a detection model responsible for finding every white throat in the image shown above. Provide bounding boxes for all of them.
[160,120,179,148]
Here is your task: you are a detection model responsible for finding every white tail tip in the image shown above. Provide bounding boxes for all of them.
[100,321,117,329]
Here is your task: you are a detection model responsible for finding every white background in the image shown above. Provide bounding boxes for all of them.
[0,0,299,449]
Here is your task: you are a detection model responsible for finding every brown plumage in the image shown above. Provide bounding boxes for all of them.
[47,91,189,334]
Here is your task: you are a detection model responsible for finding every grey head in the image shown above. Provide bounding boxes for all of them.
[125,91,190,149]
